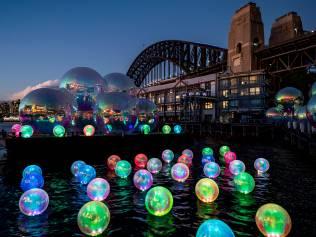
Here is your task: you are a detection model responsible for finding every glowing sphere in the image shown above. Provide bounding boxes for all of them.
[203,162,221,179]
[83,125,95,136]
[275,87,304,113]
[177,154,192,167]
[202,147,213,156]
[173,124,182,134]
[141,124,151,134]
[195,178,219,203]
[20,173,44,192]
[307,95,316,127]
[310,81,316,97]
[162,124,172,134]
[182,149,193,159]
[161,149,174,163]
[19,188,49,216]
[224,151,237,164]
[115,160,132,178]
[256,203,292,237]
[147,158,162,174]
[107,155,121,170]
[77,165,96,185]
[21,125,34,138]
[254,158,270,173]
[219,145,230,157]
[133,169,153,191]
[87,178,110,201]
[196,219,235,237]
[145,186,173,216]
[171,163,189,182]
[233,172,255,194]
[229,160,245,175]
[77,201,110,236]
[103,73,135,93]
[22,165,42,177]
[201,155,215,166]
[11,124,21,137]
[71,160,86,176]
[134,153,148,168]
[53,125,65,137]
[266,107,283,120]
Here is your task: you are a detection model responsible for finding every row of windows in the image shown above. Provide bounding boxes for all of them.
[220,87,262,97]
[220,99,264,109]
[156,102,214,112]
[219,75,264,88]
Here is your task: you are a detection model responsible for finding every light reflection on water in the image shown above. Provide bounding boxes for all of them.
[0,142,315,236]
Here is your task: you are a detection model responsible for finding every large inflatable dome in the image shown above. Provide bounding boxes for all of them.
[275,87,304,113]
[103,73,135,93]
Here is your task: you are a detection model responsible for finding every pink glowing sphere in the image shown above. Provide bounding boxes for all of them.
[171,163,190,182]
[107,155,121,170]
[87,178,110,201]
[177,154,192,167]
[134,153,148,168]
[224,151,237,164]
[11,124,22,137]
[83,125,95,136]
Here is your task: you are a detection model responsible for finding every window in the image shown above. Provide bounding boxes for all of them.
[220,79,229,87]
[241,77,249,85]
[229,100,239,107]
[222,90,229,97]
[205,102,213,110]
[236,43,242,54]
[230,78,237,87]
[231,89,238,96]
[167,105,173,111]
[250,99,263,107]
[240,88,249,96]
[176,95,180,102]
[249,87,261,95]
[253,38,259,48]
[250,75,258,84]
[211,81,216,96]
[222,101,228,109]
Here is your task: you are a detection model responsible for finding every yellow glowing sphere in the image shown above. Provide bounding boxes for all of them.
[195,178,219,203]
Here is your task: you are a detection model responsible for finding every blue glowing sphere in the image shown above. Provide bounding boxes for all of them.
[161,149,174,163]
[196,219,235,237]
[203,162,221,179]
[229,160,246,176]
[19,188,49,216]
[71,160,86,176]
[22,165,42,178]
[133,169,153,191]
[182,149,194,159]
[202,155,215,166]
[76,165,96,185]
[254,158,270,173]
[173,124,182,134]
[20,173,44,192]
[147,158,162,174]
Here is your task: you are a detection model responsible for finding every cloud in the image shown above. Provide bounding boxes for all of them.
[11,79,60,100]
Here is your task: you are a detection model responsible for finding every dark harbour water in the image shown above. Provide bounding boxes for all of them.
[0,139,316,237]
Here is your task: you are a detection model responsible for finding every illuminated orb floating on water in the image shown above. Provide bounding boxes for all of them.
[275,87,304,113]
[256,203,292,237]
[201,155,215,166]
[266,107,283,120]
[83,125,95,136]
[224,151,237,164]
[11,124,21,137]
[53,125,65,137]
[195,178,219,203]
[196,219,235,237]
[162,124,172,134]
[20,173,44,192]
[203,162,221,179]
[182,149,193,159]
[87,178,110,201]
[77,201,110,236]
[141,124,151,134]
[161,149,174,163]
[115,160,132,178]
[294,105,307,120]
[23,165,42,177]
[307,95,316,127]
[219,145,230,157]
[21,125,34,138]
[173,124,182,134]
[202,147,213,156]
[134,153,148,168]
[103,73,135,93]
[229,160,245,175]
[71,160,86,176]
[107,155,121,170]
[177,154,192,167]
[77,165,96,185]
[19,188,49,216]
[254,158,270,173]
[147,158,162,174]
[233,172,255,194]
[133,169,153,191]
[145,186,173,216]
[171,163,190,182]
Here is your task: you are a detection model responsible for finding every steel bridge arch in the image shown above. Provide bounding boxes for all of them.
[127,40,227,86]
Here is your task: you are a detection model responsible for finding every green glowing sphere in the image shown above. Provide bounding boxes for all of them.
[53,125,65,137]
[162,124,171,134]
[21,125,34,138]
[77,201,110,236]
[141,124,151,135]
[219,145,230,157]
[202,147,213,156]
[115,160,132,178]
[145,186,173,216]
[256,203,292,237]
[233,172,255,194]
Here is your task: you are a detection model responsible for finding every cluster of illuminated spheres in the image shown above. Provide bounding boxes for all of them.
[71,161,96,185]
[171,163,190,182]
[87,178,110,201]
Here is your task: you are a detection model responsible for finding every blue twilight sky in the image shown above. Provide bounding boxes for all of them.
[0,0,315,100]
